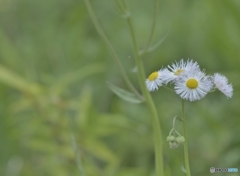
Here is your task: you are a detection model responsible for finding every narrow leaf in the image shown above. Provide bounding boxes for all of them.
[0,64,42,94]
[107,82,144,104]
[147,26,170,53]
[179,153,187,173]
[140,24,171,55]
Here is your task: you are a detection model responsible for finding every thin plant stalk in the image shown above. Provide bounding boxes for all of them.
[181,100,191,176]
[121,0,164,175]
[84,0,143,101]
[84,0,164,175]
[68,115,86,176]
[142,0,159,54]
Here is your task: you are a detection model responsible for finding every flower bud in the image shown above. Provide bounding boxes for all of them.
[166,135,175,142]
[176,136,185,144]
[169,141,179,149]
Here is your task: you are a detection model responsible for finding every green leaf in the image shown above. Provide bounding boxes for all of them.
[139,24,171,55]
[107,82,144,104]
[0,64,42,95]
[179,153,187,173]
[180,164,187,173]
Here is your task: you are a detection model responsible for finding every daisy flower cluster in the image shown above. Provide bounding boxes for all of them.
[146,59,233,101]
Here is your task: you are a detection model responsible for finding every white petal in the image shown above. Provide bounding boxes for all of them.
[174,70,213,101]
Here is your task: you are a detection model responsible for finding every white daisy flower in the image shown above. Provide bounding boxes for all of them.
[213,73,233,98]
[174,70,213,101]
[165,59,200,83]
[146,69,167,91]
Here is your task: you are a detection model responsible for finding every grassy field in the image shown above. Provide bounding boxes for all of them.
[0,0,239,175]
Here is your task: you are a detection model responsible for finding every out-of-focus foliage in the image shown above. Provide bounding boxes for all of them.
[0,0,239,176]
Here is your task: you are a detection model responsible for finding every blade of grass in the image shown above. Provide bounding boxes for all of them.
[0,64,41,95]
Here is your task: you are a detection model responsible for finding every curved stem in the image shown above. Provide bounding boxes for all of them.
[169,128,174,135]
[172,116,177,129]
[84,0,143,101]
[181,100,191,176]
[121,1,164,175]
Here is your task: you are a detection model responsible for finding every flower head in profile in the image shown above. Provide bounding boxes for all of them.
[213,73,233,98]
[174,70,213,101]
[165,59,200,84]
[146,68,168,91]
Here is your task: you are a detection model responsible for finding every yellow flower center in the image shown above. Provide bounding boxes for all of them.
[186,78,198,89]
[148,71,158,81]
[174,69,184,76]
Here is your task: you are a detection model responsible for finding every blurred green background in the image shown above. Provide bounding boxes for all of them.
[0,0,239,175]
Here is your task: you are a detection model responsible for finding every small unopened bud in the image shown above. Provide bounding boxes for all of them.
[169,141,179,149]
[176,136,185,144]
[166,135,175,142]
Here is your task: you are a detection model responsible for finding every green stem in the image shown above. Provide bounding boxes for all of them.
[121,1,164,175]
[84,0,143,101]
[181,100,191,176]
[142,0,159,54]
[172,116,177,129]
